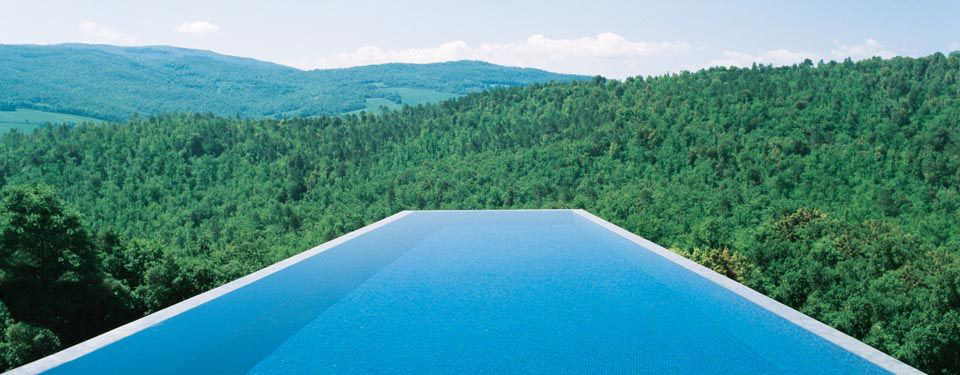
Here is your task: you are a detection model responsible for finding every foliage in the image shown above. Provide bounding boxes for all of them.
[746,208,960,372]
[0,185,135,354]
[673,247,752,283]
[0,321,61,370]
[0,185,99,328]
[0,53,958,372]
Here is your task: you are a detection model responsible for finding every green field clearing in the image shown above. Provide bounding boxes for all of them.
[345,97,404,115]
[0,109,103,132]
[0,123,41,132]
[346,87,463,115]
[380,87,460,106]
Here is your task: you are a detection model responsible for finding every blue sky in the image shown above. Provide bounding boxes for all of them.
[3,0,958,78]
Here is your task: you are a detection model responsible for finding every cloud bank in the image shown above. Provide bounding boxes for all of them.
[289,33,692,78]
[710,49,819,68]
[830,39,894,60]
[79,21,135,43]
[710,39,897,69]
[177,21,220,34]
[290,34,905,78]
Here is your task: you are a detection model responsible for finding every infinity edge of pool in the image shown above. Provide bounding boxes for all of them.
[7,209,921,375]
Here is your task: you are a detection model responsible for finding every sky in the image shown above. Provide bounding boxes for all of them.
[2,0,959,78]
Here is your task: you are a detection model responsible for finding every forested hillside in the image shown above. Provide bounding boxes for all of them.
[1,53,959,373]
[0,44,584,121]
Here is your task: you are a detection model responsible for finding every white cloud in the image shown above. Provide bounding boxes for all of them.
[710,49,818,68]
[288,33,692,78]
[79,21,135,43]
[289,36,908,77]
[710,39,898,69]
[177,21,220,34]
[949,41,959,51]
[830,39,894,60]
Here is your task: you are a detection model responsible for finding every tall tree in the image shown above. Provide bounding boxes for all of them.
[0,185,127,345]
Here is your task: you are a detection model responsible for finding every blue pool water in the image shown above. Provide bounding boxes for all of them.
[48,211,887,374]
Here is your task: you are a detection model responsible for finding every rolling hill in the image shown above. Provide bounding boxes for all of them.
[0,44,586,121]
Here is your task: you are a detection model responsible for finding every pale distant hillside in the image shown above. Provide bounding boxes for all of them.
[0,44,587,121]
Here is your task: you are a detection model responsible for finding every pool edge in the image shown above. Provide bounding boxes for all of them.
[5,211,413,375]
[571,209,922,375]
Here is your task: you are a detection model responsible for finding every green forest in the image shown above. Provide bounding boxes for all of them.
[0,44,584,121]
[0,53,959,373]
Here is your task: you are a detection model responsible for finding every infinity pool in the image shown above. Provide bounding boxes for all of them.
[17,210,914,374]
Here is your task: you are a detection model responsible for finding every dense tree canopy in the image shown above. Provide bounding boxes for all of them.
[0,53,958,372]
[0,185,136,367]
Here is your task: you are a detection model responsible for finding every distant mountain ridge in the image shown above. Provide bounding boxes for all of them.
[0,44,587,121]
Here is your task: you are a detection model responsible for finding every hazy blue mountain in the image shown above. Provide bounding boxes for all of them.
[0,44,587,121]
